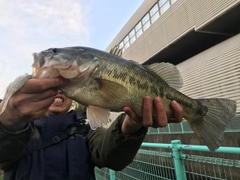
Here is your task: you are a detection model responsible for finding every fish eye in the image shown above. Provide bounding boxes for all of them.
[51,48,58,53]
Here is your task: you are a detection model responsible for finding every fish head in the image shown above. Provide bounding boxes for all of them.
[32,47,99,81]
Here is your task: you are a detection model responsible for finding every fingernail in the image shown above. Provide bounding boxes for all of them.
[172,100,177,104]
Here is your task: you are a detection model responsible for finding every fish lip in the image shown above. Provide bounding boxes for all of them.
[32,50,53,68]
[33,53,38,58]
[61,64,72,70]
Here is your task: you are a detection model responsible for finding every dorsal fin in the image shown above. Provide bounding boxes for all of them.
[144,62,183,90]
[109,45,123,57]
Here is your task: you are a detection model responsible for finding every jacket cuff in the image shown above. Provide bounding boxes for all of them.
[0,122,33,135]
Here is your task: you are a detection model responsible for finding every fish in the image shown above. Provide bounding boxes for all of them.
[0,46,237,151]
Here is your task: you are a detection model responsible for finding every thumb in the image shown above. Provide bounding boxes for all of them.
[123,106,137,121]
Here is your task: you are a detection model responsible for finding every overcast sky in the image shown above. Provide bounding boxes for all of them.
[0,0,144,98]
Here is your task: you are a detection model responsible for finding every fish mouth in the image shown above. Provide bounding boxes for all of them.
[32,51,54,78]
[32,47,99,83]
[62,64,72,70]
[32,49,55,67]
[32,50,75,79]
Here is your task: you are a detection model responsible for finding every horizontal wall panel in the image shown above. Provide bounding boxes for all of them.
[177,33,240,112]
[123,0,195,63]
[107,0,239,64]
[192,0,239,30]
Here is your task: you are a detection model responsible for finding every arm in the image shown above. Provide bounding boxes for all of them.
[87,113,147,171]
[0,78,66,171]
[0,123,34,170]
[87,97,183,171]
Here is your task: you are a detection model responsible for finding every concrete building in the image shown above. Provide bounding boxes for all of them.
[106,0,240,113]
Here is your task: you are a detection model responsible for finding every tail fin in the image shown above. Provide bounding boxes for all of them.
[189,98,236,151]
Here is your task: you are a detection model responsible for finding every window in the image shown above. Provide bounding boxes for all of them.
[150,4,160,23]
[143,21,150,31]
[159,0,170,14]
[135,22,143,38]
[142,13,150,25]
[123,36,129,44]
[123,36,130,49]
[129,29,136,44]
[151,12,160,23]
[117,0,177,51]
[124,42,130,49]
[150,4,158,16]
[142,13,150,31]
[159,0,168,6]
[161,2,170,14]
[119,41,124,49]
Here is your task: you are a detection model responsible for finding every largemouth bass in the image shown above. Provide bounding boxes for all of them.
[0,46,237,151]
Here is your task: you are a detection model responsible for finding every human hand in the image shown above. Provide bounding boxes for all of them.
[121,96,183,135]
[0,78,66,131]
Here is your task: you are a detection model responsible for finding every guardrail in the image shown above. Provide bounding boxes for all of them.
[148,114,240,134]
[95,140,240,180]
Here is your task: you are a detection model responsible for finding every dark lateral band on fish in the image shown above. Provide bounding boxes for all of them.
[0,46,237,152]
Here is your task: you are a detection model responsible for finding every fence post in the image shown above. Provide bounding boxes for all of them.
[109,169,115,180]
[171,140,186,180]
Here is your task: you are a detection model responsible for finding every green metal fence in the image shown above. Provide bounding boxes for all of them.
[95,140,240,180]
[148,114,240,134]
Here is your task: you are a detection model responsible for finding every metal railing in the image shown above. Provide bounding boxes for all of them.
[148,114,240,134]
[95,140,240,180]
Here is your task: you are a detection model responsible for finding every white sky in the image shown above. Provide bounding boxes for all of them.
[0,0,143,98]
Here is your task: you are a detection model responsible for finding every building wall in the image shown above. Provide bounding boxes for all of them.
[106,0,240,64]
[177,33,240,112]
[107,0,240,122]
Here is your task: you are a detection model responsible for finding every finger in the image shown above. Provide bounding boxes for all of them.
[10,88,58,109]
[14,96,56,122]
[170,100,183,122]
[29,97,56,119]
[32,88,59,102]
[20,78,67,93]
[153,97,168,127]
[142,96,153,127]
[122,106,138,120]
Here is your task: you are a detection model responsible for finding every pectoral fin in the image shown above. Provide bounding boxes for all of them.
[96,78,128,100]
[87,105,110,129]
